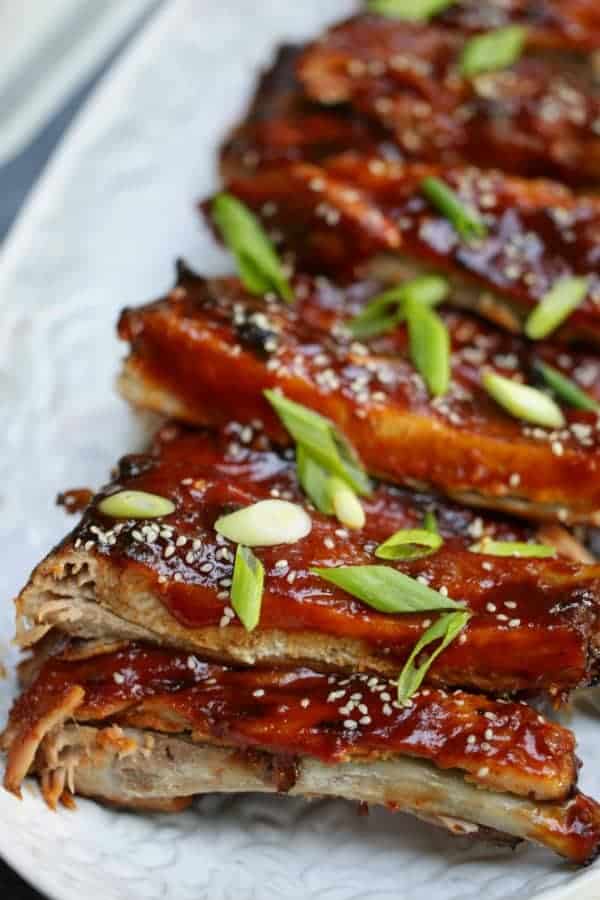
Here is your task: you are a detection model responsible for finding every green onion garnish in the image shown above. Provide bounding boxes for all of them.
[525,277,589,340]
[348,275,449,340]
[460,26,527,77]
[297,448,366,529]
[98,490,175,519]
[230,545,264,631]
[482,370,565,429]
[469,538,555,558]
[423,509,439,534]
[212,193,294,302]
[421,177,487,241]
[296,445,334,515]
[405,298,451,397]
[265,391,371,495]
[367,0,456,21]
[311,565,463,614]
[215,499,312,547]
[328,476,366,529]
[375,528,443,560]
[397,611,471,703]
[534,361,600,412]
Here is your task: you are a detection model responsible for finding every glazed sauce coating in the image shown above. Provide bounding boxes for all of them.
[223,158,600,345]
[8,641,576,799]
[67,418,600,694]
[119,271,600,522]
[298,16,600,185]
[436,0,600,52]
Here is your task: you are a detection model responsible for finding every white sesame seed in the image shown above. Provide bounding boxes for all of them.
[300,698,310,708]
[497,613,508,621]
[485,728,494,741]
[344,720,358,730]
[478,767,490,777]
[113,672,125,685]
[176,536,187,547]
[382,703,393,716]
[275,559,288,569]
[164,545,175,559]
[359,716,372,725]
[466,734,476,745]
[486,603,496,613]
[508,618,521,628]
[504,601,517,609]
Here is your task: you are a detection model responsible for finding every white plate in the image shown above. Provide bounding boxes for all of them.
[1,2,599,898]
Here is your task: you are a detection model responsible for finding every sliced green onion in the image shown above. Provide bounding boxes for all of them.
[375,528,443,560]
[423,509,439,534]
[231,545,264,631]
[525,277,589,340]
[311,565,463,614]
[296,445,334,514]
[482,370,565,428]
[534,361,600,412]
[265,390,371,495]
[212,193,294,302]
[367,0,456,21]
[348,275,449,339]
[215,500,312,547]
[460,26,527,77]
[469,538,556,558]
[348,288,406,340]
[98,490,175,519]
[421,177,487,241]
[297,447,365,528]
[405,298,450,397]
[329,476,366,530]
[397,611,471,703]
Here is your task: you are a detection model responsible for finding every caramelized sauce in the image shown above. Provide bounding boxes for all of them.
[65,423,600,693]
[10,642,575,796]
[298,17,600,185]
[119,271,600,520]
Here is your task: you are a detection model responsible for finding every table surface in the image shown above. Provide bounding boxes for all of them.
[0,8,154,897]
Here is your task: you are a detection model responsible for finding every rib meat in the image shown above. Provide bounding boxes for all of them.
[15,421,600,697]
[220,157,600,345]
[298,16,600,185]
[118,268,600,524]
[3,640,599,864]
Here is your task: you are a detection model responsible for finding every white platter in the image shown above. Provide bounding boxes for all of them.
[1,2,600,898]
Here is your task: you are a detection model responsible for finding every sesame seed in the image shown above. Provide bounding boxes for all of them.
[275,559,288,569]
[466,734,476,745]
[508,618,521,628]
[176,536,187,547]
[324,537,335,550]
[485,728,494,741]
[164,545,175,559]
[504,601,517,609]
[382,703,393,716]
[478,767,490,777]
[359,716,372,725]
[486,603,496,613]
[253,689,265,698]
[497,613,508,621]
[113,672,125,685]
[300,698,310,708]
[344,720,358,731]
